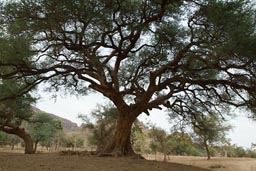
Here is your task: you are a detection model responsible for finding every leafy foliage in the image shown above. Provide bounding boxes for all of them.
[62,134,84,150]
[0,78,36,154]
[79,104,118,149]
[192,114,231,146]
[149,127,170,156]
[0,132,22,148]
[0,0,255,115]
[167,131,200,156]
[149,128,200,159]
[131,125,149,153]
[28,112,62,152]
[80,104,145,151]
[0,80,35,124]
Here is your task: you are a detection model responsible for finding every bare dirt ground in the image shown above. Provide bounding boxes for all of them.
[1,151,256,171]
[147,155,256,171]
[0,152,210,171]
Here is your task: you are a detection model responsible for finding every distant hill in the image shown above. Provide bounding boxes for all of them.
[31,106,79,132]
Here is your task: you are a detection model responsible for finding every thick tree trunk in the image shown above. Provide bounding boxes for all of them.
[16,128,34,154]
[98,114,139,157]
[2,127,34,154]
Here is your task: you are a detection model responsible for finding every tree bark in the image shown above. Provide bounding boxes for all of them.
[34,141,39,153]
[2,127,34,154]
[163,151,167,162]
[97,114,139,157]
[204,140,211,160]
[11,144,14,150]
[15,128,34,154]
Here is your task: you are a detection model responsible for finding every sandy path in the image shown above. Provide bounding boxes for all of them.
[157,156,256,171]
[217,159,256,171]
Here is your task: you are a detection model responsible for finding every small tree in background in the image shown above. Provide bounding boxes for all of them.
[131,123,149,154]
[192,113,231,160]
[79,104,118,153]
[80,104,145,155]
[62,134,84,151]
[149,127,172,161]
[168,131,200,156]
[0,132,22,150]
[168,92,232,160]
[28,112,62,153]
[0,132,8,146]
[51,131,66,152]
[7,134,22,150]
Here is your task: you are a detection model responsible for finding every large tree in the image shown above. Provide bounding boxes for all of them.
[0,0,255,156]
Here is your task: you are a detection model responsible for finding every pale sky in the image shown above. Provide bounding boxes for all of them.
[35,88,256,149]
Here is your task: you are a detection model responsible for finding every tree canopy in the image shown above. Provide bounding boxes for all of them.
[28,112,62,153]
[192,113,231,160]
[0,0,255,156]
[79,104,118,151]
[0,79,35,154]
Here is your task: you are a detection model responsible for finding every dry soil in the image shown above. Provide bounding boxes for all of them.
[153,155,256,171]
[0,152,210,171]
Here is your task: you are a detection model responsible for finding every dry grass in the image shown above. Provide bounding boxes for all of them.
[1,149,256,171]
[0,152,210,171]
[144,155,256,171]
